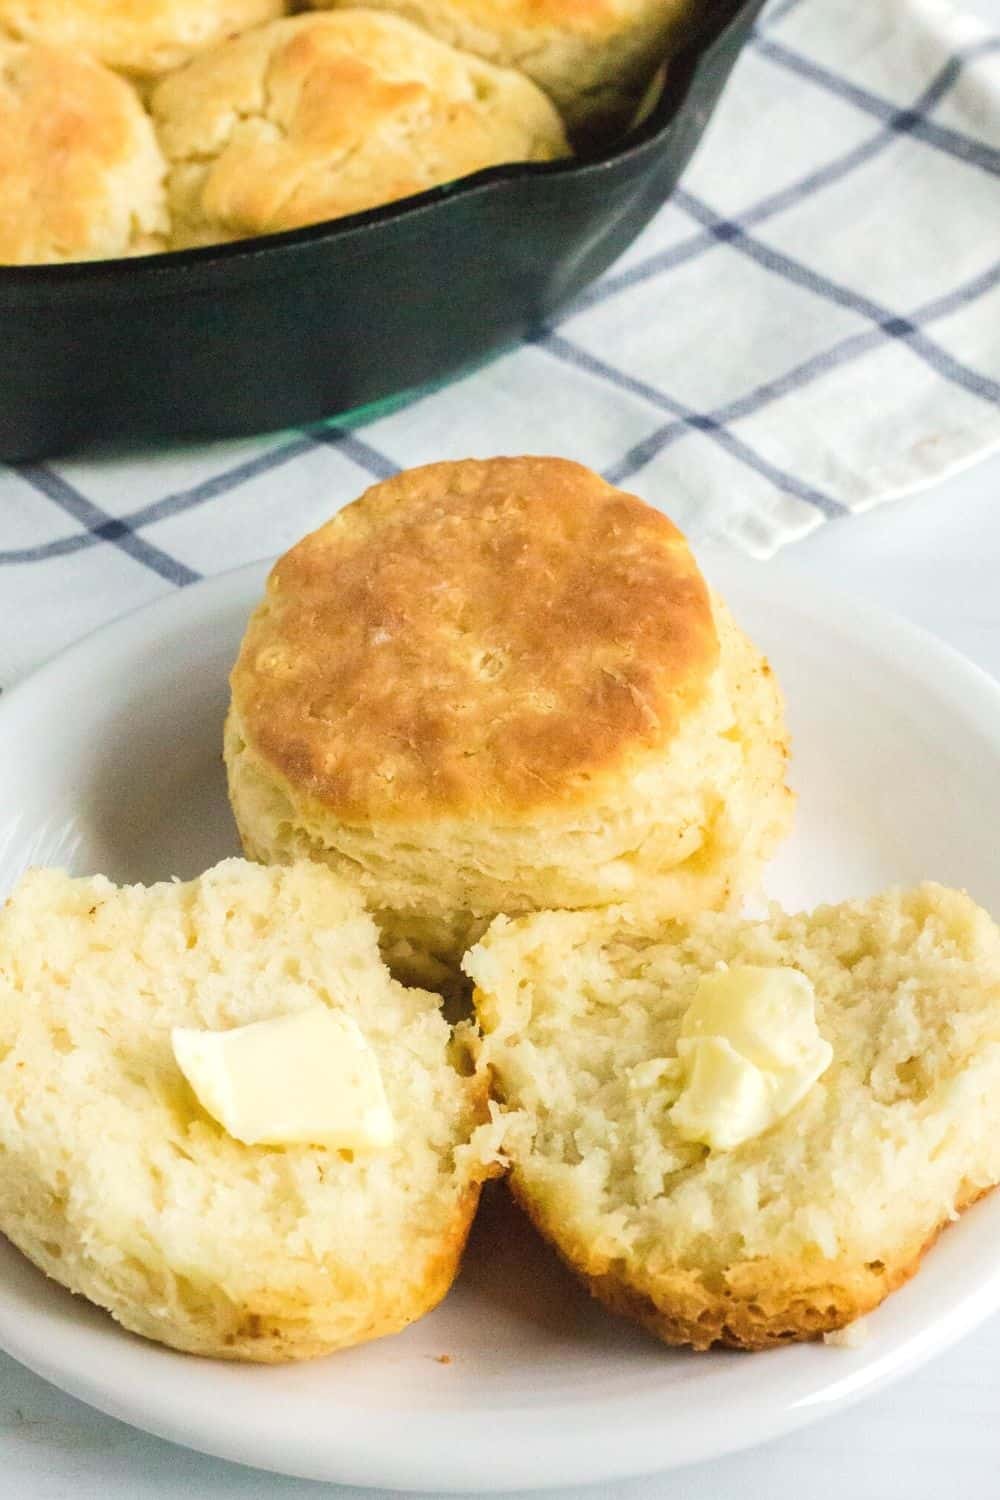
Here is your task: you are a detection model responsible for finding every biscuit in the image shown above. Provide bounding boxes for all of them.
[151,11,569,249]
[0,0,287,76]
[0,38,167,264]
[307,0,699,138]
[465,884,1000,1349]
[226,457,793,989]
[0,860,500,1361]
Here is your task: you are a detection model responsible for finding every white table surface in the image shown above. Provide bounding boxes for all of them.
[4,0,1000,1481]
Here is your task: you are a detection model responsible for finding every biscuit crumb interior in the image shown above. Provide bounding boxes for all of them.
[0,859,498,1359]
[468,885,1000,1343]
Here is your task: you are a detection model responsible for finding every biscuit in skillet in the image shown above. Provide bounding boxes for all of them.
[152,10,569,249]
[0,36,167,264]
[306,0,700,139]
[0,0,287,77]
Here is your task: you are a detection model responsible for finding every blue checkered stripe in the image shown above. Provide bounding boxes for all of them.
[2,0,999,594]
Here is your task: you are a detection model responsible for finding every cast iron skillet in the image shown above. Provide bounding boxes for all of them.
[0,0,764,461]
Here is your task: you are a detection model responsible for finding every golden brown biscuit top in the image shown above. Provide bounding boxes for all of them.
[0,38,164,264]
[374,0,623,35]
[153,11,567,245]
[0,0,286,76]
[312,0,658,43]
[441,0,646,36]
[231,458,718,822]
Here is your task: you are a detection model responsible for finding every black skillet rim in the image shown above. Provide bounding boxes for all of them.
[0,0,754,298]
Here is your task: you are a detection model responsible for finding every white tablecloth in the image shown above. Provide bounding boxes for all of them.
[2,0,999,687]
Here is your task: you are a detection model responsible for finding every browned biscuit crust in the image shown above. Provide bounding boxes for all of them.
[0,38,167,264]
[508,1175,992,1352]
[3,1175,487,1363]
[230,456,719,824]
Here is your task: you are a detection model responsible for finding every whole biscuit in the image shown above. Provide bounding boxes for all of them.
[152,10,569,248]
[0,37,167,264]
[227,457,793,982]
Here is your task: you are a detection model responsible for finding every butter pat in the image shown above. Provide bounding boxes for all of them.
[171,1006,394,1150]
[669,966,832,1151]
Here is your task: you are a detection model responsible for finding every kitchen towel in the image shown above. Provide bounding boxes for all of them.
[2,0,999,684]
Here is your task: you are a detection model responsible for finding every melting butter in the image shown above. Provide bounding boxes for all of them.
[669,965,832,1151]
[172,1006,394,1150]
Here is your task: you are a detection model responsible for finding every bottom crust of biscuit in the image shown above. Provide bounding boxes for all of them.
[3,1179,485,1364]
[509,1176,992,1352]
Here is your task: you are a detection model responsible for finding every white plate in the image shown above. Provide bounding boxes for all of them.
[1,557,1000,1493]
